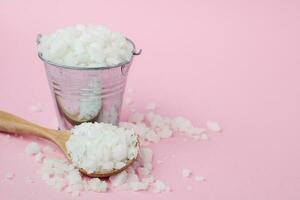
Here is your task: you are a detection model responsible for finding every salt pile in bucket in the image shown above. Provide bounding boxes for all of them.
[37,24,134,67]
[66,122,138,173]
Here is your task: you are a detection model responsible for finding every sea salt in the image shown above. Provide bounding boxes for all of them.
[195,176,206,182]
[109,171,128,187]
[38,24,134,68]
[29,103,217,195]
[66,122,138,173]
[25,142,41,155]
[182,168,192,178]
[4,172,14,180]
[87,178,107,192]
[29,104,42,113]
[34,152,44,163]
[207,121,221,132]
[152,180,169,193]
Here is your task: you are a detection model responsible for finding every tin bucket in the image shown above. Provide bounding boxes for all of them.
[37,34,142,130]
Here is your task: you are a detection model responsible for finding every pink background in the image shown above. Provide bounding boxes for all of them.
[1,0,300,199]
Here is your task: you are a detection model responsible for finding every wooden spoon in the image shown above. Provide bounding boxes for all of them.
[0,110,136,178]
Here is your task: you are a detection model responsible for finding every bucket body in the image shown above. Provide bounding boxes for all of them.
[39,39,141,130]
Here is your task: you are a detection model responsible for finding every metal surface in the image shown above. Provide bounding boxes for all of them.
[38,36,141,130]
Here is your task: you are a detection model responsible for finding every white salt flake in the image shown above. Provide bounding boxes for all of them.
[29,104,42,113]
[88,178,107,192]
[139,148,153,167]
[128,112,144,123]
[25,142,41,155]
[195,176,206,182]
[109,171,128,187]
[25,176,34,183]
[34,152,44,163]
[207,121,221,132]
[182,168,192,178]
[4,172,14,180]
[152,180,169,193]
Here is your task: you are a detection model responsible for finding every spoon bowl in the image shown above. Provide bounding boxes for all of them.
[0,110,137,178]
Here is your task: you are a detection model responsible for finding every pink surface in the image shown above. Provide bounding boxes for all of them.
[1,0,300,199]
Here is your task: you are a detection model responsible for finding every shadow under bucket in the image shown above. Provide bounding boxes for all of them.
[37,35,142,130]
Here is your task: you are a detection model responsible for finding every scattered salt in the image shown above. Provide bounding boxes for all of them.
[25,142,41,155]
[182,168,192,178]
[128,112,144,123]
[152,180,169,193]
[25,176,34,183]
[34,153,44,163]
[87,178,107,192]
[29,104,42,113]
[109,171,128,187]
[195,176,206,182]
[207,121,221,132]
[4,172,14,180]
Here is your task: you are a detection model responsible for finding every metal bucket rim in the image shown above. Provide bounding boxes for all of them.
[37,35,141,70]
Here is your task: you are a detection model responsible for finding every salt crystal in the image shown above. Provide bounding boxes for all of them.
[128,112,144,123]
[25,142,40,155]
[152,180,169,193]
[182,168,192,178]
[34,152,44,163]
[109,171,128,187]
[137,167,150,177]
[128,181,149,191]
[207,121,221,132]
[87,178,107,192]
[25,176,34,183]
[29,104,42,113]
[4,172,14,180]
[139,148,153,166]
[195,176,206,182]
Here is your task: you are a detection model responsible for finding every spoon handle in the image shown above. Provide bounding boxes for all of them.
[0,110,57,140]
